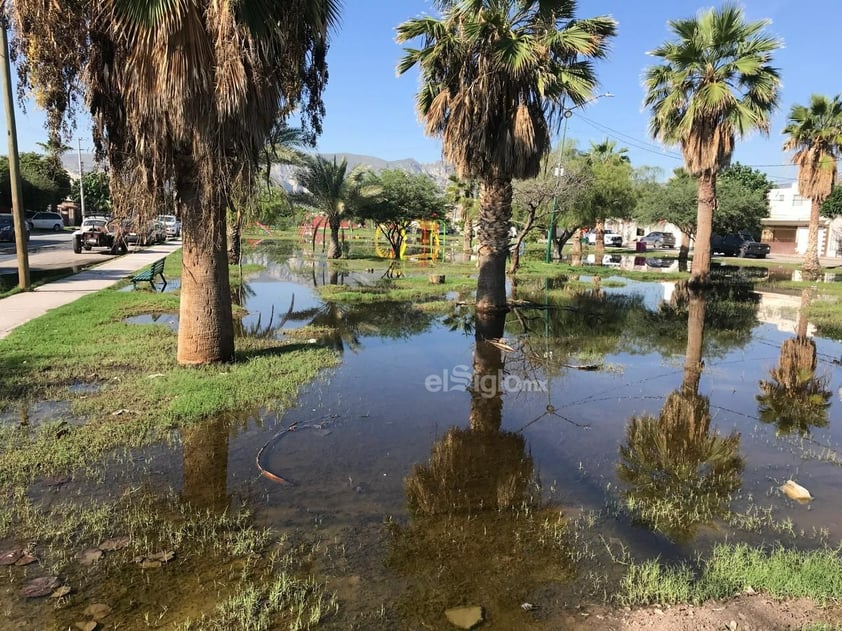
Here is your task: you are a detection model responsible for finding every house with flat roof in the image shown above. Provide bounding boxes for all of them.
[762,182,842,257]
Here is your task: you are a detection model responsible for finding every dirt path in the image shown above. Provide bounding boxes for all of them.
[564,595,842,630]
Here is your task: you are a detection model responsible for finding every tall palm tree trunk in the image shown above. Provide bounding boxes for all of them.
[327,217,342,259]
[476,179,512,311]
[803,199,822,279]
[691,173,716,286]
[177,179,235,365]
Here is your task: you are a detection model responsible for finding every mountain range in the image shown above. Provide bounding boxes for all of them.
[62,152,454,189]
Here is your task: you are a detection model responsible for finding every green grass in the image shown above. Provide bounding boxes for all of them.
[0,251,339,485]
[619,543,842,606]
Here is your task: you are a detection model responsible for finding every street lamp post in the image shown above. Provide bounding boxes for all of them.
[77,138,86,223]
[544,92,613,263]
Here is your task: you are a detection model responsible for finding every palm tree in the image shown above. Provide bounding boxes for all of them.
[397,0,616,311]
[588,139,629,164]
[782,95,842,279]
[8,0,338,365]
[229,123,310,264]
[296,156,368,259]
[644,5,781,287]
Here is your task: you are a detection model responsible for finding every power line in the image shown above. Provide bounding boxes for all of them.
[574,113,684,160]
[571,114,811,173]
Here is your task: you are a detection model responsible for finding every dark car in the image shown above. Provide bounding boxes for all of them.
[639,231,676,248]
[0,214,30,242]
[711,231,771,258]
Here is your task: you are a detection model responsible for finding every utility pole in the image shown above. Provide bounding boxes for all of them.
[544,93,613,263]
[1,22,30,290]
[77,138,86,222]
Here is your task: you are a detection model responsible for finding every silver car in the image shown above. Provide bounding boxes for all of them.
[29,211,65,231]
[156,214,181,239]
[639,231,676,248]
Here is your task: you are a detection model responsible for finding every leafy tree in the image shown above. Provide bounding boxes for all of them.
[715,164,772,233]
[356,170,446,260]
[644,5,781,286]
[636,168,697,252]
[9,0,337,365]
[70,171,111,215]
[783,94,842,278]
[637,164,772,256]
[0,153,72,211]
[548,150,598,257]
[509,143,595,264]
[397,0,616,311]
[821,185,842,218]
[445,174,479,254]
[579,140,635,250]
[253,186,300,229]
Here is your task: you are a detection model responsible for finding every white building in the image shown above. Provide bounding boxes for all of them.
[762,182,842,257]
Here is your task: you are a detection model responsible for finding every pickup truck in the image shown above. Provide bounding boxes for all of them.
[710,232,771,258]
[586,231,623,247]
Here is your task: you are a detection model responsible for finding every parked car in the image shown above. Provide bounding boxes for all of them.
[711,231,771,258]
[638,231,676,248]
[586,231,623,247]
[126,219,167,246]
[29,211,65,231]
[156,214,181,239]
[72,216,128,254]
[0,214,30,242]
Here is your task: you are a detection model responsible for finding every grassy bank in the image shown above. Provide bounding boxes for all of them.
[0,250,339,484]
[619,543,842,607]
[0,247,341,629]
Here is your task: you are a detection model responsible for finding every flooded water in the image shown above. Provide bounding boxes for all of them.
[7,247,842,629]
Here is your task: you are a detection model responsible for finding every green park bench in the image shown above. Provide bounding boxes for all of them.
[131,258,167,291]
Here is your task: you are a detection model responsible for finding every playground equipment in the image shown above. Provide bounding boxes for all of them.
[374,220,443,260]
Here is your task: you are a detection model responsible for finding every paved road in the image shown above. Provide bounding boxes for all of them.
[0,233,119,273]
[0,240,183,339]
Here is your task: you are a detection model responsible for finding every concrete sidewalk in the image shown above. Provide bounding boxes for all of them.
[0,241,182,339]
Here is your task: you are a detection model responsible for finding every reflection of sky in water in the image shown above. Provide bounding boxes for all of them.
[240,281,322,332]
[98,271,842,629]
[253,287,842,553]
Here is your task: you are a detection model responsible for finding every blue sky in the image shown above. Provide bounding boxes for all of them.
[5,1,840,185]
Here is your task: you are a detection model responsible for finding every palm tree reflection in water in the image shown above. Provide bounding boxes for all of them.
[757,289,831,436]
[388,314,575,627]
[618,286,743,543]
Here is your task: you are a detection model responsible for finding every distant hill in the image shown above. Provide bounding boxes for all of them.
[273,152,453,192]
[60,152,100,179]
[62,151,454,189]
